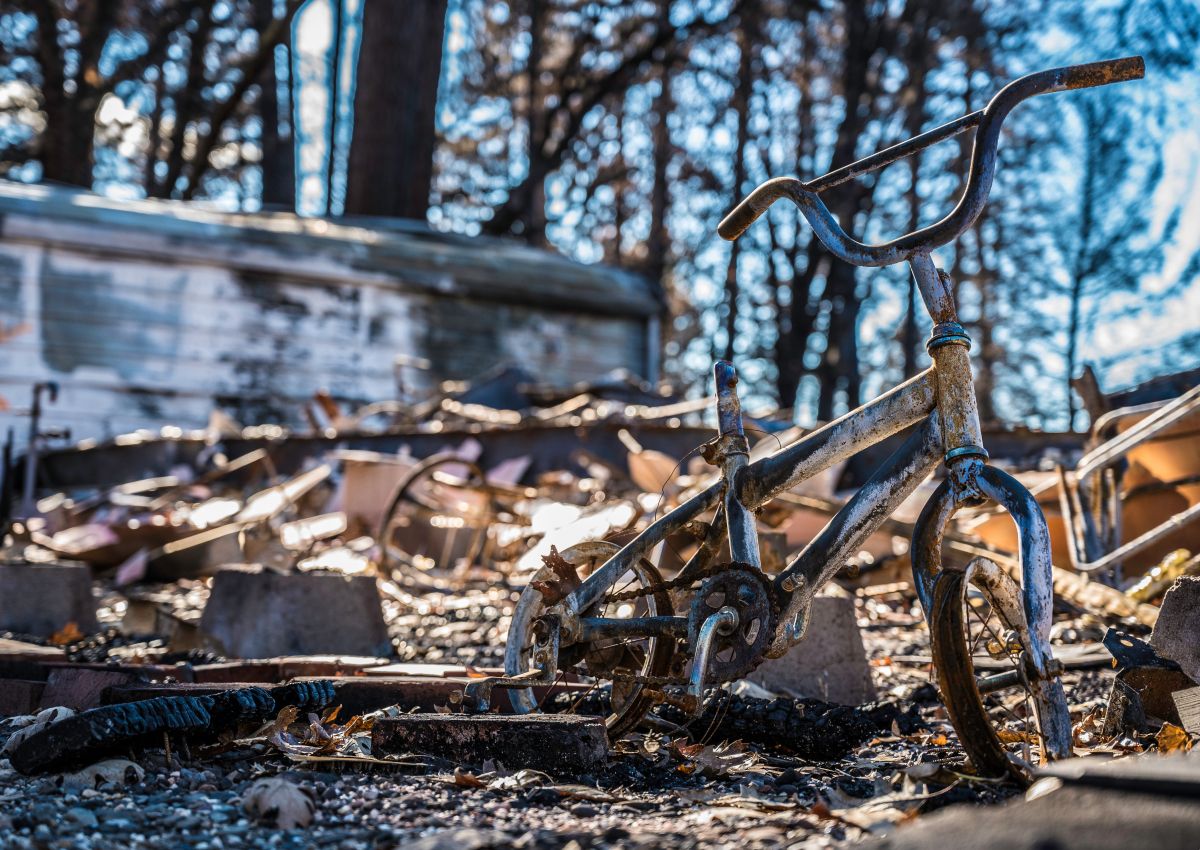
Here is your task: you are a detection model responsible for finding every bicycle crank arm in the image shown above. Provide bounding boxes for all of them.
[684,606,739,714]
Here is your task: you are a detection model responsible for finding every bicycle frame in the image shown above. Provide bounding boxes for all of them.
[566,263,1050,660]
[481,57,1143,735]
[570,365,939,618]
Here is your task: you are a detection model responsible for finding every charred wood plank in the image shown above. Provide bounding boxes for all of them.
[372,714,607,775]
[548,689,916,760]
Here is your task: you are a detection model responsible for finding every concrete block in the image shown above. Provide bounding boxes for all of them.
[0,562,98,637]
[39,669,136,712]
[0,680,45,716]
[747,595,877,704]
[199,567,391,659]
[372,714,607,775]
[1104,666,1194,733]
[1173,686,1200,736]
[1151,577,1200,683]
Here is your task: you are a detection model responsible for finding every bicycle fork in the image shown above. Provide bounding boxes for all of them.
[907,255,1071,760]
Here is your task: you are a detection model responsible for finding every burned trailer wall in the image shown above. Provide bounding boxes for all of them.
[0,182,661,450]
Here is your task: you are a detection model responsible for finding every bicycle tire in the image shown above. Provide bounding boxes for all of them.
[929,562,1068,784]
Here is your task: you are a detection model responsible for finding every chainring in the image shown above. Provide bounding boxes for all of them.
[687,565,777,683]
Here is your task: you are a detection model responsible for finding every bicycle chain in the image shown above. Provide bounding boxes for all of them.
[601,560,741,603]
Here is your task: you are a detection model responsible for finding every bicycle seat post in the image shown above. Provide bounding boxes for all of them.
[703,361,761,569]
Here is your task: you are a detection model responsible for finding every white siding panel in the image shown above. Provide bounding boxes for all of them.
[0,190,654,450]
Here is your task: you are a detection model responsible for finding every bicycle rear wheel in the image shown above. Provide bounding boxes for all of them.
[505,541,676,739]
[930,556,1070,784]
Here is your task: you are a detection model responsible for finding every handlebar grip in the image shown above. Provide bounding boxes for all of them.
[1059,55,1144,91]
[717,177,800,241]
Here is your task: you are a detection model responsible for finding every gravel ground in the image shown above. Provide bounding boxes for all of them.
[0,586,1121,850]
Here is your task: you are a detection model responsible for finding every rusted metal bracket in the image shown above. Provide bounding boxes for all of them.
[465,614,561,713]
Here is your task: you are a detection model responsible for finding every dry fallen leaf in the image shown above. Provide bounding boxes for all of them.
[486,769,552,792]
[50,622,84,646]
[673,740,768,778]
[242,777,315,829]
[61,758,145,792]
[452,767,487,788]
[1156,722,1194,754]
[2,706,75,755]
[709,784,797,812]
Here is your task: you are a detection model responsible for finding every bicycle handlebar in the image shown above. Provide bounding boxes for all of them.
[717,56,1144,266]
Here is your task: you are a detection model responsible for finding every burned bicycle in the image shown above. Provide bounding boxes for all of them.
[467,56,1146,783]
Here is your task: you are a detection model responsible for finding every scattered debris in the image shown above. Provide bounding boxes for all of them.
[372,714,608,776]
[2,365,1197,849]
[1149,576,1200,682]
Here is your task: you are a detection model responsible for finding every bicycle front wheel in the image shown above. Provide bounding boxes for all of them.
[929,556,1070,784]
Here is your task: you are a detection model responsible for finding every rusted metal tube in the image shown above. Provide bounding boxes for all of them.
[1062,497,1200,575]
[808,113,982,194]
[714,361,744,436]
[767,412,943,657]
[1076,384,1200,480]
[912,467,1055,669]
[909,252,957,328]
[742,368,937,507]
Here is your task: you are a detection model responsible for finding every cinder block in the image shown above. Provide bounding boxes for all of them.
[372,714,607,774]
[747,595,877,704]
[199,566,391,659]
[0,562,98,637]
[1151,577,1200,683]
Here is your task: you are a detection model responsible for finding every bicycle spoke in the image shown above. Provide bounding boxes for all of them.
[967,598,990,656]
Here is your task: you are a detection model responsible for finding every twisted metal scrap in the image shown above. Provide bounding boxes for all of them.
[9,680,336,775]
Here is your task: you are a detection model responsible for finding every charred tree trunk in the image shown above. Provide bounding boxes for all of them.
[774,20,817,412]
[343,0,448,220]
[645,65,673,289]
[806,0,877,418]
[32,2,113,188]
[255,0,296,209]
[154,5,215,198]
[721,4,756,363]
[900,14,931,379]
[521,0,548,243]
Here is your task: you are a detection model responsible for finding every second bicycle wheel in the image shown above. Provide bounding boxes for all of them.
[378,454,493,582]
[930,556,1070,784]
